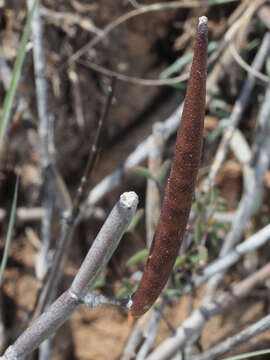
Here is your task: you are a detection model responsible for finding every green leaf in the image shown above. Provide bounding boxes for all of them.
[223,349,270,360]
[160,53,194,80]
[116,279,136,298]
[128,166,156,181]
[189,254,199,266]
[164,289,180,298]
[93,276,106,289]
[129,161,170,184]
[125,209,144,233]
[173,255,186,270]
[168,82,186,90]
[245,38,260,52]
[0,0,39,146]
[0,178,19,286]
[126,249,149,266]
[160,41,219,80]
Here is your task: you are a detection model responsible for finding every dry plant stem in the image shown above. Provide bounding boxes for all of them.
[146,122,164,247]
[39,6,103,36]
[36,78,116,314]
[79,59,190,87]
[121,299,168,360]
[229,41,270,83]
[81,1,264,87]
[130,17,208,317]
[0,49,12,89]
[83,15,267,211]
[185,224,270,292]
[27,0,50,169]
[205,31,270,190]
[67,1,209,67]
[71,192,138,297]
[85,102,184,208]
[206,0,265,103]
[82,12,267,211]
[122,220,269,357]
[136,302,167,360]
[257,4,270,30]
[121,316,150,360]
[0,206,105,223]
[146,262,270,360]
[72,76,116,218]
[68,64,85,128]
[27,0,55,283]
[190,315,270,360]
[1,192,138,360]
[206,84,270,296]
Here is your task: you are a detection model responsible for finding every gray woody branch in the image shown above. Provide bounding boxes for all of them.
[1,192,138,360]
[190,314,270,360]
[206,83,270,295]
[146,262,270,360]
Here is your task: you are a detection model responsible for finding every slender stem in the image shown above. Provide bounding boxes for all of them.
[72,76,116,218]
[204,32,270,190]
[146,263,270,360]
[36,77,115,314]
[146,122,164,247]
[190,314,270,360]
[205,84,270,295]
[85,102,184,207]
[2,192,138,360]
[71,192,138,297]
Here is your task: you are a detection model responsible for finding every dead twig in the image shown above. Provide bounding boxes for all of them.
[146,262,270,360]
[205,83,270,297]
[204,32,270,190]
[1,192,138,360]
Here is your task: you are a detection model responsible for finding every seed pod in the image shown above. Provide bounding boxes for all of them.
[130,16,208,316]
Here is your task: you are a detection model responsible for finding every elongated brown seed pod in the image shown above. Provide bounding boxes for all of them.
[130,16,208,316]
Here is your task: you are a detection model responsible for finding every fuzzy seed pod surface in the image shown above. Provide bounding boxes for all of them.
[130,16,208,317]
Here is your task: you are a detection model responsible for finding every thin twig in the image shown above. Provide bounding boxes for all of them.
[1,192,138,360]
[79,59,189,86]
[68,64,85,128]
[204,32,270,190]
[228,41,270,83]
[82,33,269,211]
[190,314,270,360]
[27,0,62,287]
[72,76,116,218]
[65,1,209,68]
[183,224,270,294]
[146,262,270,360]
[146,122,164,247]
[205,84,270,297]
[121,315,150,360]
[137,301,168,360]
[35,77,116,316]
[39,6,104,36]
[85,102,184,208]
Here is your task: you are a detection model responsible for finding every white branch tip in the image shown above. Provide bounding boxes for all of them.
[120,192,139,209]
[199,16,208,26]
